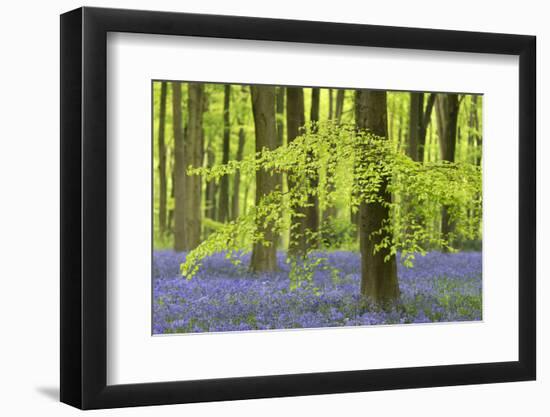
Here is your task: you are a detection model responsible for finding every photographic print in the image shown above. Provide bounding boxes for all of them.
[152,82,483,335]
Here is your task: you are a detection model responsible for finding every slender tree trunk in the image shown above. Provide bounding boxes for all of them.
[474,97,482,167]
[168,147,175,231]
[286,87,310,257]
[408,93,436,163]
[435,93,460,248]
[172,82,186,251]
[274,87,285,246]
[418,93,436,163]
[231,125,246,219]
[350,88,360,228]
[275,87,285,192]
[335,89,345,124]
[218,85,231,222]
[250,86,278,272]
[204,145,217,220]
[306,88,320,246]
[157,82,168,236]
[323,90,343,225]
[467,95,482,166]
[328,89,334,120]
[310,88,320,128]
[408,92,424,161]
[276,87,285,147]
[355,90,399,303]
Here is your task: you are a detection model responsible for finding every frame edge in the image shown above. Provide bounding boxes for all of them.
[60,7,84,409]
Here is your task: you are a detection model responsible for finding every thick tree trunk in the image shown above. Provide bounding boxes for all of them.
[286,87,310,257]
[435,93,460,248]
[250,86,278,272]
[174,83,204,251]
[231,126,246,219]
[218,85,231,222]
[355,90,399,303]
[157,82,168,236]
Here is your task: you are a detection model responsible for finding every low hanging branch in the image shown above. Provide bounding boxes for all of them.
[180,121,482,286]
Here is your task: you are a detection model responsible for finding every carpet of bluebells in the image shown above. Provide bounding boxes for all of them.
[153,251,482,334]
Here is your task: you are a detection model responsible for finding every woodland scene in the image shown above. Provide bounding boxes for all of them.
[152,81,482,334]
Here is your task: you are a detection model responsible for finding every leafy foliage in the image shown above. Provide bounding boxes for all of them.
[181,121,482,285]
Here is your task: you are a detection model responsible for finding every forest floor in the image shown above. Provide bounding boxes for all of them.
[152,250,482,334]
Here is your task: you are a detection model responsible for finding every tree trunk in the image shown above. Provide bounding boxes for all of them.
[355,90,399,303]
[231,125,246,219]
[323,90,343,225]
[474,97,482,167]
[328,89,334,120]
[172,82,186,251]
[174,83,204,251]
[204,145,217,220]
[306,88,320,246]
[168,147,175,231]
[157,82,168,236]
[408,92,423,161]
[275,87,285,193]
[418,93,436,163]
[467,95,482,166]
[218,85,231,222]
[250,86,278,272]
[435,93,460,248]
[286,87,310,257]
[335,89,345,124]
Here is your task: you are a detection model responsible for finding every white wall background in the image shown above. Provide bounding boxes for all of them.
[0,0,545,415]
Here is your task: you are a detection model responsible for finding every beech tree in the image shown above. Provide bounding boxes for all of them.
[173,82,204,251]
[355,90,399,303]
[159,82,481,308]
[249,86,279,272]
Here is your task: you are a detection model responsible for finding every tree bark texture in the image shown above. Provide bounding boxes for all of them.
[250,86,279,272]
[355,89,399,303]
[231,125,246,220]
[286,87,311,257]
[218,85,231,222]
[157,81,168,235]
[435,93,460,247]
[204,145,217,220]
[174,82,204,251]
[305,88,320,245]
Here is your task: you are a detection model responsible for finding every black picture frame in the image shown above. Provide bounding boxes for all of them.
[60,6,536,410]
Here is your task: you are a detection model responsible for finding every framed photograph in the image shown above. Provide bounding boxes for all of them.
[60,6,536,409]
